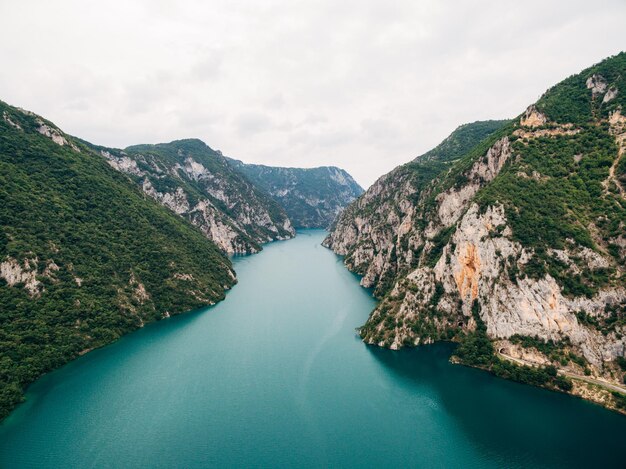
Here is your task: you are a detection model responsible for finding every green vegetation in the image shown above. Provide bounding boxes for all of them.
[477,126,624,297]
[612,392,626,411]
[424,55,626,300]
[339,120,509,299]
[582,302,626,335]
[0,102,236,420]
[227,159,363,228]
[454,302,573,392]
[476,65,626,296]
[423,226,455,268]
[507,334,594,370]
[413,120,511,164]
[453,302,495,367]
[331,54,626,413]
[510,335,569,363]
[87,138,294,252]
[537,52,626,123]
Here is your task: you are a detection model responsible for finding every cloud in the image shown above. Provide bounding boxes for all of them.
[191,51,224,81]
[0,0,625,187]
[234,112,275,136]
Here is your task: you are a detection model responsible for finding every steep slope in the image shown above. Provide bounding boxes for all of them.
[412,120,512,163]
[226,160,364,228]
[324,120,508,296]
[324,53,626,412]
[90,139,295,254]
[0,102,236,419]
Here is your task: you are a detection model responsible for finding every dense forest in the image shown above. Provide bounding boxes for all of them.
[226,159,364,228]
[0,102,236,419]
[325,53,626,412]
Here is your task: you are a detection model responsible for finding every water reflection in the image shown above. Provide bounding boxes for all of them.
[367,343,626,468]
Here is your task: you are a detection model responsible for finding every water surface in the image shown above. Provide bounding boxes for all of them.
[1,230,624,468]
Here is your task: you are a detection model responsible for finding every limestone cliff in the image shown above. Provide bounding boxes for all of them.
[324,53,626,405]
[226,159,364,228]
[93,139,295,254]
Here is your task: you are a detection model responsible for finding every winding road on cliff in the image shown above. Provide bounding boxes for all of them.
[497,351,626,395]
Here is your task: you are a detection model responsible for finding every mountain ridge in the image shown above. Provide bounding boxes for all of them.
[0,101,237,420]
[226,158,364,228]
[324,52,626,413]
[88,138,296,254]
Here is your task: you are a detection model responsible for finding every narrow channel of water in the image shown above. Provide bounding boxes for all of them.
[0,230,624,468]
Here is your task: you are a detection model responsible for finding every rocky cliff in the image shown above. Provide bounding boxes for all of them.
[324,53,626,410]
[92,139,295,254]
[226,160,364,228]
[0,101,237,420]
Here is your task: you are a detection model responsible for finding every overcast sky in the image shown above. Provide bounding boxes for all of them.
[1,1,625,188]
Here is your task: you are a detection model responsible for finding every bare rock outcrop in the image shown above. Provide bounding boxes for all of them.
[520,105,547,127]
[98,140,295,254]
[586,74,608,97]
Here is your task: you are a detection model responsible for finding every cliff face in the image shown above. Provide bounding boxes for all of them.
[324,120,509,296]
[95,139,295,254]
[0,101,237,420]
[226,160,364,228]
[324,54,626,398]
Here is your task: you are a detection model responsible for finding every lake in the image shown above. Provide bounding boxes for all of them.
[0,230,624,468]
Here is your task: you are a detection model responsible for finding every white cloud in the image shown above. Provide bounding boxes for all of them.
[0,0,624,187]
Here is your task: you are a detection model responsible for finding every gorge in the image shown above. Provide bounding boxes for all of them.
[0,231,624,468]
[324,53,626,412]
[1,49,626,468]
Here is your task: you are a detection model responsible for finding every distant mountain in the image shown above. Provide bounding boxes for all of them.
[226,159,364,228]
[88,139,295,254]
[324,52,626,413]
[0,102,236,420]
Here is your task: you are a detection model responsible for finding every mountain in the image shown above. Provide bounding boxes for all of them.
[0,102,237,419]
[226,160,364,228]
[324,53,626,412]
[88,139,295,254]
[412,120,511,163]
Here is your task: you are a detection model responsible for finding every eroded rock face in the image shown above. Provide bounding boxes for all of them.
[436,137,511,227]
[189,200,257,254]
[98,140,295,254]
[323,165,418,292]
[34,118,80,152]
[103,151,145,177]
[2,111,21,130]
[520,105,547,127]
[0,257,62,297]
[226,160,364,228]
[0,257,42,296]
[325,105,626,380]
[603,86,619,104]
[325,124,515,294]
[142,180,189,215]
[607,110,626,197]
[586,74,608,97]
[358,204,626,366]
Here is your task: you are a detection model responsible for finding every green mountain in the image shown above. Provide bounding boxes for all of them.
[0,102,236,420]
[89,139,295,254]
[413,120,511,163]
[324,53,626,412]
[226,160,364,228]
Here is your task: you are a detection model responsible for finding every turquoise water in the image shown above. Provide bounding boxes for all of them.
[0,230,624,468]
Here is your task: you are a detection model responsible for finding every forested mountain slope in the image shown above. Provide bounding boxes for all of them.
[226,160,364,228]
[89,139,295,254]
[324,53,626,412]
[0,102,236,419]
[324,119,508,296]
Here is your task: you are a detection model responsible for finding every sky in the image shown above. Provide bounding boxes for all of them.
[1,1,625,188]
